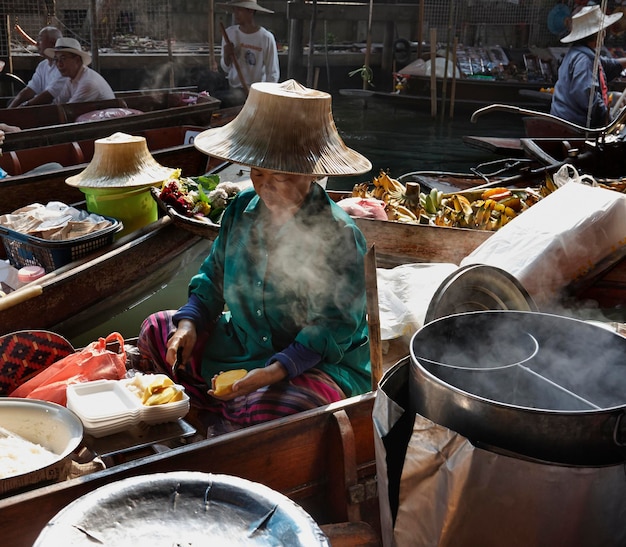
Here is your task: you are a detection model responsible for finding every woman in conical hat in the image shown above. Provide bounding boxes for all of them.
[550,5,626,127]
[137,80,373,433]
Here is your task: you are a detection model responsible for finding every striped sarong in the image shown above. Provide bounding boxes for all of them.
[137,311,345,430]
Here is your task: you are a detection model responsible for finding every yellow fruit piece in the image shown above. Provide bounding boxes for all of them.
[141,376,178,405]
[143,385,183,406]
[214,369,247,397]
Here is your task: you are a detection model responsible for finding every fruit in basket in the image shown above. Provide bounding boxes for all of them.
[213,369,247,397]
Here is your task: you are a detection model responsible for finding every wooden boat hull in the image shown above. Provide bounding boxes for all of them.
[0,391,380,547]
[0,138,236,337]
[339,76,551,113]
[0,91,222,152]
[0,217,212,338]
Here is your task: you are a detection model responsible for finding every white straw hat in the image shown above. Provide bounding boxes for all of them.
[561,5,623,43]
[44,37,92,65]
[193,80,372,176]
[217,0,274,13]
[66,133,175,188]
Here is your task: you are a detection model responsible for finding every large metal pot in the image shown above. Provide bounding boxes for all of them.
[409,310,626,465]
[0,399,83,496]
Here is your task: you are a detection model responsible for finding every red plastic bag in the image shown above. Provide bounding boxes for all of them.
[9,332,127,406]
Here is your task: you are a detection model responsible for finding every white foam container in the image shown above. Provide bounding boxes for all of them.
[66,377,190,438]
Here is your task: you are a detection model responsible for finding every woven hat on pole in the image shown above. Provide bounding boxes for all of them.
[193,80,372,176]
[66,133,175,188]
[561,5,623,43]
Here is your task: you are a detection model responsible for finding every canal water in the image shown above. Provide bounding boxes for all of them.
[70,96,527,347]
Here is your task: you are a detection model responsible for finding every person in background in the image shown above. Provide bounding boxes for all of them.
[43,37,115,104]
[215,0,279,106]
[137,80,372,435]
[8,27,67,108]
[551,5,626,127]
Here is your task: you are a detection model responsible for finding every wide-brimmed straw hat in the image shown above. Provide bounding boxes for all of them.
[44,37,92,65]
[193,80,372,176]
[217,0,274,13]
[561,5,623,43]
[66,133,175,188]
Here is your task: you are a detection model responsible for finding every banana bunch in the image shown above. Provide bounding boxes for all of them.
[369,170,406,201]
[360,170,424,221]
[419,188,444,215]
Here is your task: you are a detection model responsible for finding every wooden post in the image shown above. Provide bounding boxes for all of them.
[208,0,216,71]
[430,27,437,118]
[365,245,383,391]
[306,0,318,88]
[89,0,100,73]
[166,0,175,88]
[450,36,458,118]
[417,0,425,59]
[363,0,374,90]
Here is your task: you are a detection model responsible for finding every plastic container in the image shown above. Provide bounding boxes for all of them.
[17,265,46,285]
[82,186,158,238]
[66,377,190,438]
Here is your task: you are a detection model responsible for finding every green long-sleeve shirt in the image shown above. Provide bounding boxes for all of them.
[187,183,371,397]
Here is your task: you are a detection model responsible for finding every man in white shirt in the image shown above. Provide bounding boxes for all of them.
[44,37,115,104]
[8,27,67,108]
[216,0,279,106]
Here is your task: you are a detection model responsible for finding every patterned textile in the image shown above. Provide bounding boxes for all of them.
[0,330,75,396]
[137,311,345,429]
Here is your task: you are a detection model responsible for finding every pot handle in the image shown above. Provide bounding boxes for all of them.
[613,411,626,447]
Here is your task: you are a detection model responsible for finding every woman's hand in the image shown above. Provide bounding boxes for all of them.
[208,361,288,400]
[165,319,197,370]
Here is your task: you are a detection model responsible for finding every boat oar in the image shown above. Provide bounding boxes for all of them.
[220,22,249,94]
[0,285,43,312]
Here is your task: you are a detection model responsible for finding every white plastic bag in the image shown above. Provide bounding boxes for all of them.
[461,183,626,306]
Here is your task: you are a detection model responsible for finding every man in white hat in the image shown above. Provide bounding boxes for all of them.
[8,26,67,108]
[550,5,626,127]
[44,37,115,104]
[215,0,279,107]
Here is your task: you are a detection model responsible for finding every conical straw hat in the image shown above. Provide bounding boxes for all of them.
[193,80,372,176]
[66,132,175,188]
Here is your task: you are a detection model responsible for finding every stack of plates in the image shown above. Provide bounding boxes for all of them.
[66,377,189,438]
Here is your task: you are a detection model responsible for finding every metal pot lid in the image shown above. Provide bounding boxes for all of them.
[424,264,537,324]
[34,472,330,546]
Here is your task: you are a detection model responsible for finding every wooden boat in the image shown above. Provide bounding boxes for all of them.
[0,90,222,152]
[463,103,626,156]
[0,106,242,213]
[0,135,241,337]
[0,386,383,547]
[156,161,626,312]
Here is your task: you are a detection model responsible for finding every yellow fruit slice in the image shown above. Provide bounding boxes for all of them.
[141,376,178,405]
[214,369,247,397]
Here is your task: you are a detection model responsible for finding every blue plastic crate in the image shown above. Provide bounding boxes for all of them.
[0,216,122,273]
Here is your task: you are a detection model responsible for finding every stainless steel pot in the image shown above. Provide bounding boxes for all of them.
[0,399,83,496]
[409,310,626,465]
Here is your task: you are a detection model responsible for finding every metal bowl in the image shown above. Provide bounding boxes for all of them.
[0,399,83,496]
[34,472,330,546]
